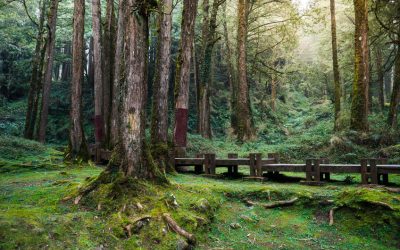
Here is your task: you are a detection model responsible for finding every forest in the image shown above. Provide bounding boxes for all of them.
[0,0,400,249]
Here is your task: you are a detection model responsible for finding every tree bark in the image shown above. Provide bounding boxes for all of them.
[88,37,94,87]
[37,0,59,143]
[271,75,277,111]
[198,0,220,139]
[119,0,163,179]
[330,0,341,130]
[61,42,72,82]
[110,0,126,147]
[350,0,369,131]
[67,0,89,161]
[387,39,400,128]
[102,0,116,148]
[236,0,253,141]
[150,0,173,171]
[375,47,385,111]
[92,0,104,146]
[24,0,46,139]
[173,0,198,156]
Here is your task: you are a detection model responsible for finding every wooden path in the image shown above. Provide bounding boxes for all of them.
[89,146,399,185]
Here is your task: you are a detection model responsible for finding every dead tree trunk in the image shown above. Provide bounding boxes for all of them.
[37,0,59,143]
[92,0,103,146]
[236,0,253,141]
[24,0,46,139]
[173,0,198,156]
[67,0,89,161]
[110,0,126,147]
[350,0,369,131]
[102,0,116,148]
[150,0,173,171]
[330,0,341,130]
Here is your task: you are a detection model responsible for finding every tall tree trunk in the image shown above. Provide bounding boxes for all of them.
[92,0,103,146]
[271,75,277,111]
[67,0,89,161]
[198,0,220,139]
[102,0,116,148]
[37,0,59,143]
[88,37,94,87]
[330,0,341,130]
[110,0,125,147]
[236,0,252,141]
[119,0,163,179]
[350,0,369,131]
[173,0,198,156]
[61,42,72,81]
[150,0,173,171]
[375,47,385,111]
[222,3,237,134]
[387,39,400,128]
[24,0,46,139]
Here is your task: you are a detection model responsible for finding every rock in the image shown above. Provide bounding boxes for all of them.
[194,198,211,213]
[176,239,190,250]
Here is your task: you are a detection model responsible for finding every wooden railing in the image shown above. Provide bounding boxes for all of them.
[88,147,399,185]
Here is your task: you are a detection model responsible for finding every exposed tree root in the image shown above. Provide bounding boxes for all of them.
[263,197,299,209]
[162,213,196,245]
[125,215,152,237]
[329,207,337,226]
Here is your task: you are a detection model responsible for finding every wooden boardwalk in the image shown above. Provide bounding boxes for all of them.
[89,146,399,185]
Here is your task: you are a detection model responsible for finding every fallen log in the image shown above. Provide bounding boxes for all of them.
[162,213,196,244]
[263,197,299,209]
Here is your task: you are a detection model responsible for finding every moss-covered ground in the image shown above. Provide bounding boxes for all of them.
[1,136,400,249]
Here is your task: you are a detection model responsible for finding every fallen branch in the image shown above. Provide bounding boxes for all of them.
[263,197,299,209]
[162,213,196,244]
[243,199,258,206]
[329,207,336,226]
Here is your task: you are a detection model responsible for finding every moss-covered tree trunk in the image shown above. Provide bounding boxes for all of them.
[24,0,46,140]
[235,0,253,141]
[350,0,369,131]
[330,0,341,130]
[37,0,59,143]
[150,0,173,172]
[173,0,198,156]
[102,0,116,149]
[110,0,125,148]
[92,0,104,147]
[67,0,89,161]
[387,40,400,128]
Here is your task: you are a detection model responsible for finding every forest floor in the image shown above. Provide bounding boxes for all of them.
[0,136,400,249]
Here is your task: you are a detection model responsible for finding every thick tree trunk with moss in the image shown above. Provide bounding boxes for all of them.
[102,0,116,148]
[375,47,385,111]
[37,0,59,143]
[387,44,400,128]
[67,0,89,161]
[24,0,46,140]
[110,0,125,147]
[235,0,253,141]
[150,0,173,171]
[350,0,369,131]
[173,0,198,156]
[330,0,341,130]
[118,0,163,179]
[92,0,103,146]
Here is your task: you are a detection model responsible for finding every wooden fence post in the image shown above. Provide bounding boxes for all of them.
[378,158,388,184]
[195,153,204,174]
[228,153,238,175]
[209,153,216,175]
[320,158,330,181]
[255,153,262,177]
[360,159,368,184]
[370,159,378,184]
[306,159,313,181]
[249,153,256,177]
[314,159,321,182]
